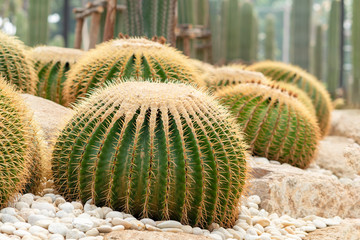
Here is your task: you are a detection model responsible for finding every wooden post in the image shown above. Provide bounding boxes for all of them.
[89,12,102,49]
[74,18,84,49]
[103,0,117,42]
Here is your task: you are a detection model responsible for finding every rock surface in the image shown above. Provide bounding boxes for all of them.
[248,162,360,219]
[21,94,74,145]
[104,230,212,240]
[331,109,360,144]
[304,219,360,240]
[315,136,360,177]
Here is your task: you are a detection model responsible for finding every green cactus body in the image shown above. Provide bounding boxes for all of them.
[238,1,256,63]
[352,0,360,106]
[28,0,49,46]
[52,81,249,228]
[0,32,38,94]
[30,46,84,105]
[312,25,324,81]
[216,81,320,168]
[264,14,276,60]
[0,78,46,207]
[290,0,312,71]
[326,0,341,98]
[248,61,332,137]
[63,38,200,107]
[225,0,241,62]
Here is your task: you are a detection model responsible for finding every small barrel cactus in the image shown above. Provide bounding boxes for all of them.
[63,37,200,107]
[30,46,83,105]
[0,78,46,207]
[0,31,37,93]
[52,80,249,228]
[248,61,332,136]
[216,80,320,168]
[203,66,268,92]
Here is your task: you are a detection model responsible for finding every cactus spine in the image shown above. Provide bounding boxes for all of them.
[239,1,256,63]
[248,61,332,137]
[63,38,200,107]
[0,78,46,207]
[352,0,360,106]
[290,0,312,71]
[28,0,50,46]
[216,81,320,168]
[30,46,83,105]
[264,14,276,60]
[52,81,249,228]
[312,24,324,81]
[326,0,341,98]
[0,31,38,94]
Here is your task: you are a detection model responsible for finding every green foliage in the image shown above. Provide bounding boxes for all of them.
[290,0,312,71]
[326,0,341,99]
[264,14,276,60]
[351,0,360,106]
[216,81,320,168]
[52,81,249,228]
[0,31,38,94]
[28,0,50,46]
[312,24,324,81]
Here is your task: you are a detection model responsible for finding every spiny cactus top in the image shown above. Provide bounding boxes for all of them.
[52,80,249,228]
[188,58,216,75]
[0,78,46,207]
[216,81,320,168]
[0,31,37,93]
[62,38,201,107]
[203,66,268,91]
[248,61,332,137]
[30,46,84,105]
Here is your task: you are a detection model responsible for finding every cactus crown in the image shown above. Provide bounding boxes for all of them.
[52,80,249,228]
[216,80,320,168]
[248,61,332,136]
[0,31,37,93]
[0,78,45,207]
[63,37,201,106]
[31,46,83,64]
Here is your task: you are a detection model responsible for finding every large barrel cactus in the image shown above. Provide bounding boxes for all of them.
[216,81,320,168]
[248,61,332,137]
[0,78,46,207]
[0,31,37,93]
[30,46,83,105]
[52,81,249,228]
[63,37,200,107]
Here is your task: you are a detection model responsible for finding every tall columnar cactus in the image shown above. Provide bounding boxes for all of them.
[352,0,360,106]
[216,81,320,168]
[326,0,341,98]
[264,14,276,60]
[225,0,241,62]
[28,0,50,46]
[248,61,332,137]
[312,24,324,81]
[0,78,46,207]
[290,0,312,71]
[30,46,84,105]
[239,1,256,63]
[0,31,37,94]
[126,0,177,43]
[52,81,249,228]
[63,37,200,107]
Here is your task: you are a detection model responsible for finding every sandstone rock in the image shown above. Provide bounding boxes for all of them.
[104,230,211,240]
[304,219,360,240]
[248,163,360,218]
[315,136,360,177]
[331,109,360,144]
[21,94,74,145]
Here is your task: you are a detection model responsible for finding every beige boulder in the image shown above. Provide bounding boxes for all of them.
[21,94,74,145]
[248,162,360,219]
[331,109,360,144]
[315,136,360,177]
[304,218,360,240]
[105,230,211,240]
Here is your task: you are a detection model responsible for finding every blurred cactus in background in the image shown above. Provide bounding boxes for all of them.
[28,0,50,46]
[224,0,241,62]
[264,14,276,60]
[352,0,360,106]
[326,0,341,99]
[239,1,257,63]
[290,0,312,71]
[312,24,324,81]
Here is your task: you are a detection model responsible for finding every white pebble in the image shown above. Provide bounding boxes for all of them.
[181,225,193,233]
[15,202,29,211]
[97,225,112,233]
[66,229,86,239]
[157,220,182,229]
[313,219,326,228]
[13,229,31,237]
[140,218,156,226]
[59,202,74,213]
[161,227,184,233]
[111,218,131,228]
[48,223,68,236]
[85,228,99,236]
[31,202,56,214]
[192,227,203,235]
[1,214,20,223]
[209,232,223,240]
[105,211,123,219]
[0,225,16,234]
[73,218,94,232]
[300,225,316,232]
